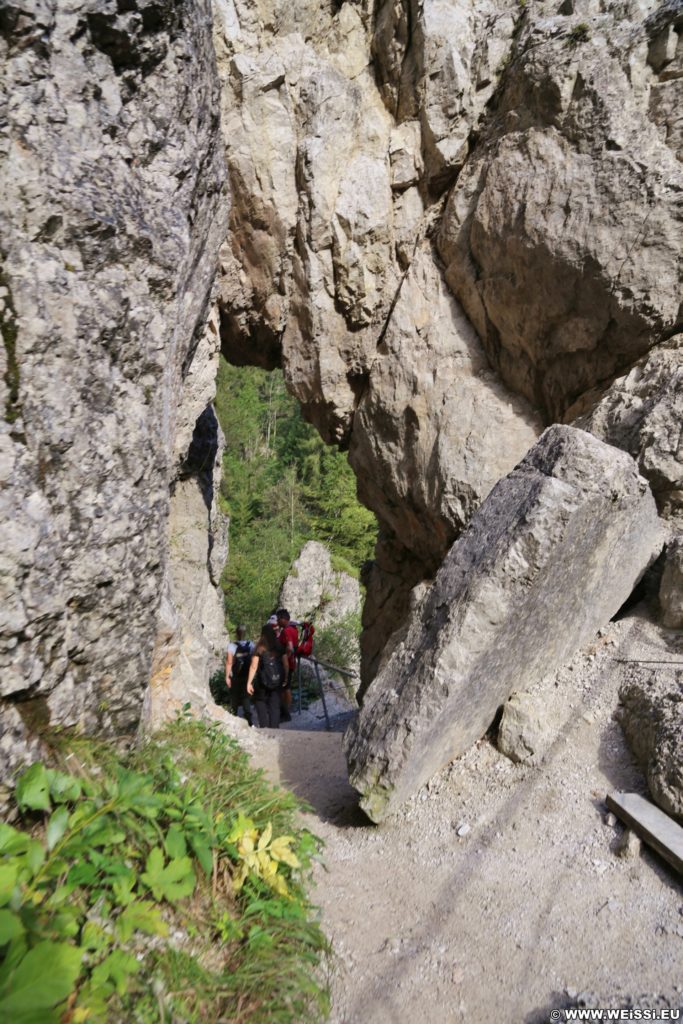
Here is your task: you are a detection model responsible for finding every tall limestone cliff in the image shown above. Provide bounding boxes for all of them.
[0,0,228,776]
[1,0,680,794]
[212,0,681,691]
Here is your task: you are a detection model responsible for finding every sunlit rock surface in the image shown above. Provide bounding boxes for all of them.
[345,427,663,821]
[0,0,227,774]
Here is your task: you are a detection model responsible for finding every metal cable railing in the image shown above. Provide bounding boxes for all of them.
[294,655,357,731]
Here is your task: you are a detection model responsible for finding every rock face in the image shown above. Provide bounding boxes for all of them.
[147,407,229,730]
[571,339,683,519]
[618,665,683,821]
[0,0,227,772]
[348,246,542,568]
[279,541,361,629]
[212,0,682,696]
[212,0,531,683]
[659,537,683,629]
[344,426,663,822]
[437,2,682,424]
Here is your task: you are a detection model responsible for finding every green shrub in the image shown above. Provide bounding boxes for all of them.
[208,667,229,707]
[313,612,361,676]
[0,714,330,1023]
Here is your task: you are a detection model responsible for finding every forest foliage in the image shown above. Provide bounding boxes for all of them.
[214,358,377,635]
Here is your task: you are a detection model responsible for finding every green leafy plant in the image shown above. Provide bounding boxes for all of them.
[209,667,229,707]
[0,715,330,1023]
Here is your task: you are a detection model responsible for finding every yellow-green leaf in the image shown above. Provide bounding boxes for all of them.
[270,836,300,869]
[257,822,272,851]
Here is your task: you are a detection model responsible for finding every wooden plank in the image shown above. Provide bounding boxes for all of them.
[606,791,683,876]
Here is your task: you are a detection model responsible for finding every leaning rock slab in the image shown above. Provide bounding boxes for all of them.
[344,426,663,822]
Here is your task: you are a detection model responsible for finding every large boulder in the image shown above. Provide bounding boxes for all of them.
[279,541,361,629]
[618,664,683,821]
[437,3,683,423]
[571,339,683,519]
[344,426,663,822]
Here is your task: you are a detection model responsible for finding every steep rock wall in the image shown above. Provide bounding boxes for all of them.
[1,0,680,772]
[212,0,546,687]
[437,0,682,423]
[0,0,228,774]
[213,0,681,694]
[148,402,229,730]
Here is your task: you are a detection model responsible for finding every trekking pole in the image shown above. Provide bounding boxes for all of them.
[313,659,331,732]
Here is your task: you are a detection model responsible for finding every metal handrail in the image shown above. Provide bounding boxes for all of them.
[294,654,357,730]
[305,656,357,679]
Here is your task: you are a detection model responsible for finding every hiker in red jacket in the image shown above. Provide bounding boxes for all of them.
[276,608,298,722]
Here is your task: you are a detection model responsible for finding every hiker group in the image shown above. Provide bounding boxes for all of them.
[224,609,315,730]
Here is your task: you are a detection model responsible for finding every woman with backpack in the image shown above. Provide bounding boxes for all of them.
[246,623,289,728]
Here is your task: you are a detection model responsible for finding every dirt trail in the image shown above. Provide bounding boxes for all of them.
[249,615,683,1024]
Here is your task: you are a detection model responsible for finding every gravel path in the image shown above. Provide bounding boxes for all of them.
[244,612,683,1023]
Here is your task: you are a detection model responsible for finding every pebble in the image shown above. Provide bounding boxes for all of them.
[457,823,471,837]
[605,813,617,827]
[615,829,641,860]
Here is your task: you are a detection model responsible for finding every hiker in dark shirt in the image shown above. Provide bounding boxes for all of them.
[246,623,289,729]
[225,625,255,726]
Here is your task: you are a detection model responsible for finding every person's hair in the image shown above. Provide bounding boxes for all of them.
[236,624,247,638]
[276,608,290,621]
[257,623,280,654]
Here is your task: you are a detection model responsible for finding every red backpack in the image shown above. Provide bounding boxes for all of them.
[296,621,315,658]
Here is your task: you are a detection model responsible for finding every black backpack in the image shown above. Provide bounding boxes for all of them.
[259,650,285,691]
[232,640,252,685]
